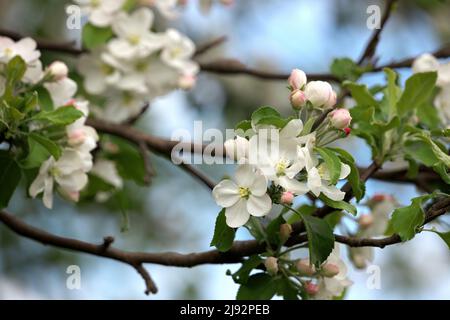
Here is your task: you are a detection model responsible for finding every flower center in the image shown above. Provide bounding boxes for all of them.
[128,35,141,45]
[4,48,13,57]
[317,164,327,178]
[90,0,100,8]
[238,187,251,199]
[100,63,114,75]
[275,159,289,176]
[50,167,61,177]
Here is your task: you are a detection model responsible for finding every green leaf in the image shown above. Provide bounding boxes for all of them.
[108,136,146,185]
[319,194,357,215]
[23,92,39,113]
[32,106,84,125]
[235,120,252,136]
[275,277,299,300]
[0,153,21,208]
[5,55,26,87]
[35,87,54,111]
[28,132,61,160]
[329,148,365,201]
[236,273,277,300]
[301,214,335,267]
[315,147,342,185]
[251,106,281,126]
[384,68,400,117]
[210,209,236,252]
[390,194,436,241]
[330,58,364,81]
[404,133,450,168]
[21,135,51,169]
[82,23,113,49]
[397,72,437,116]
[344,81,378,107]
[230,255,262,284]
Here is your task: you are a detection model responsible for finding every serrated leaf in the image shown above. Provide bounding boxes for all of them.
[330,57,363,81]
[397,72,437,116]
[319,194,357,215]
[210,209,236,252]
[390,194,436,241]
[315,147,342,185]
[301,214,335,267]
[344,82,378,107]
[32,106,84,125]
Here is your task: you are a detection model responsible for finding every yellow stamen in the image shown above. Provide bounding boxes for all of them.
[238,187,251,199]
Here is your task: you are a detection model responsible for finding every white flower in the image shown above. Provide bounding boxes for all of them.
[47,61,69,81]
[224,136,250,163]
[412,53,439,74]
[23,60,44,84]
[91,159,123,188]
[306,160,350,201]
[29,149,89,209]
[315,245,353,300]
[74,0,126,27]
[160,29,198,75]
[0,37,40,63]
[102,91,146,123]
[304,81,334,108]
[150,0,180,19]
[44,78,78,106]
[212,164,272,228]
[109,7,165,59]
[288,69,307,90]
[78,50,121,95]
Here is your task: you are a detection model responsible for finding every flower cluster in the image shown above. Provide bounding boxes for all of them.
[349,194,397,269]
[213,69,353,228]
[412,53,450,128]
[0,36,99,209]
[75,1,199,123]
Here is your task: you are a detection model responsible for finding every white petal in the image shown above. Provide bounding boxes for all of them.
[321,185,346,201]
[225,199,250,228]
[307,167,322,193]
[234,164,255,188]
[279,176,309,195]
[247,194,272,217]
[339,163,351,179]
[280,119,303,138]
[249,173,267,196]
[55,171,88,191]
[43,176,54,209]
[212,179,240,208]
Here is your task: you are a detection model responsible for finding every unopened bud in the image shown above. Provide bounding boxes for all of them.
[47,61,69,81]
[372,194,386,202]
[329,108,352,129]
[288,68,307,90]
[279,223,293,243]
[324,90,337,108]
[358,214,374,229]
[68,128,86,146]
[321,263,340,278]
[296,259,316,276]
[178,74,197,90]
[289,89,307,109]
[304,81,333,108]
[280,191,294,204]
[264,257,278,275]
[304,281,319,295]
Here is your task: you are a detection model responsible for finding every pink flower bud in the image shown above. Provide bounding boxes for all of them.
[288,69,307,90]
[178,74,197,90]
[68,129,86,146]
[296,259,316,276]
[372,194,386,202]
[220,0,234,6]
[304,281,319,295]
[330,108,352,129]
[66,191,80,202]
[264,257,279,275]
[280,191,294,204]
[321,263,340,277]
[358,214,374,229]
[289,89,307,109]
[279,223,293,243]
[48,61,69,81]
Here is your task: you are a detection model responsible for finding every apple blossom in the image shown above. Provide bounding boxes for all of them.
[212,164,271,228]
[329,108,352,129]
[306,161,351,201]
[289,89,307,109]
[160,29,199,75]
[280,191,294,204]
[0,37,40,63]
[288,69,307,90]
[74,0,126,27]
[296,259,316,276]
[412,53,439,74]
[321,263,340,278]
[224,136,249,163]
[264,257,279,275]
[44,78,78,106]
[91,159,124,189]
[47,61,69,81]
[304,282,319,295]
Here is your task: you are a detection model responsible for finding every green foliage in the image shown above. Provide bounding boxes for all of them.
[397,72,437,116]
[28,132,61,160]
[319,194,356,215]
[236,273,277,300]
[251,106,291,128]
[228,255,262,284]
[210,209,236,252]
[31,106,84,126]
[0,152,21,208]
[315,147,342,184]
[82,23,114,49]
[330,58,366,81]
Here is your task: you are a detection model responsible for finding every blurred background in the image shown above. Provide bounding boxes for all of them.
[0,0,449,299]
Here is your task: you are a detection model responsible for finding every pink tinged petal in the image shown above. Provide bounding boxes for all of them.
[321,185,346,201]
[249,173,267,196]
[247,194,272,217]
[212,180,240,208]
[225,199,250,228]
[234,164,255,188]
[278,176,309,195]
